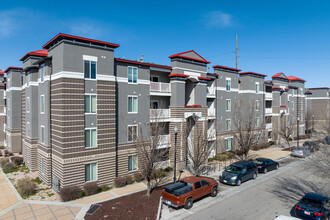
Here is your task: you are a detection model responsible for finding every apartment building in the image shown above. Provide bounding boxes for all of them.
[305,87,330,132]
[0,69,5,147]
[4,67,23,152]
[3,33,316,189]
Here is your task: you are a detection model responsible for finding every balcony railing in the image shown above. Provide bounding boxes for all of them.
[265,108,272,114]
[150,82,171,93]
[208,108,216,117]
[150,109,170,119]
[266,123,272,130]
[154,159,170,169]
[151,134,170,147]
[265,93,273,100]
[207,87,216,95]
[207,128,216,140]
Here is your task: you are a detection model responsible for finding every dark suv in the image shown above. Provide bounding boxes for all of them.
[219,161,258,186]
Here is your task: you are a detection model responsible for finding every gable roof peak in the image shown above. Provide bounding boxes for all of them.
[169,50,210,64]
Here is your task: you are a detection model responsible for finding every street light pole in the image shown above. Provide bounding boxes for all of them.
[297,117,300,147]
[173,126,178,183]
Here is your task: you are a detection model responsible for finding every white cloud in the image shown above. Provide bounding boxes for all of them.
[64,19,105,39]
[205,11,235,28]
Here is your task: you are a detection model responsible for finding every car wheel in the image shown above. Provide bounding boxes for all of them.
[253,173,257,179]
[237,179,242,186]
[264,168,267,174]
[210,187,218,197]
[275,164,279,170]
[184,198,193,209]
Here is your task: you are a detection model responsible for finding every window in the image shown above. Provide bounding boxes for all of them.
[150,76,158,82]
[128,125,138,142]
[256,117,260,127]
[85,163,97,181]
[255,82,260,94]
[226,99,231,112]
[41,126,45,143]
[225,138,233,151]
[26,97,30,113]
[194,181,202,189]
[40,95,45,114]
[128,155,138,171]
[41,64,45,82]
[128,67,138,83]
[85,129,97,148]
[226,119,231,130]
[84,95,97,113]
[84,60,96,79]
[41,158,45,174]
[26,122,30,137]
[27,74,30,87]
[128,96,138,113]
[201,180,209,186]
[255,100,260,111]
[226,78,231,91]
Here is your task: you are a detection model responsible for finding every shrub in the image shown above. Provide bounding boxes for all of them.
[60,186,82,202]
[84,182,99,196]
[288,137,293,141]
[133,172,144,182]
[11,156,23,166]
[19,152,22,155]
[0,146,4,149]
[208,157,215,162]
[32,177,42,184]
[215,154,228,161]
[4,150,9,155]
[225,151,235,159]
[114,176,128,187]
[17,177,37,198]
[98,184,111,192]
[3,162,15,170]
[164,167,173,172]
[269,141,275,146]
[125,175,134,185]
[8,152,14,156]
[0,158,10,168]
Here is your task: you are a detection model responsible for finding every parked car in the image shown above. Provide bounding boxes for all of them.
[291,147,311,158]
[303,141,320,152]
[253,158,279,174]
[219,161,258,186]
[295,193,329,220]
[162,176,218,209]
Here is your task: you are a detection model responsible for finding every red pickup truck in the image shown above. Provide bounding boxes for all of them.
[162,176,218,209]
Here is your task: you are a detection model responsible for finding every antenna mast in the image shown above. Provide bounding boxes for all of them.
[236,34,238,69]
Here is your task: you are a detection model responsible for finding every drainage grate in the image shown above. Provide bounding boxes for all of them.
[86,204,102,215]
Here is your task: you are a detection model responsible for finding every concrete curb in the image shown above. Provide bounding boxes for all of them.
[156,196,162,220]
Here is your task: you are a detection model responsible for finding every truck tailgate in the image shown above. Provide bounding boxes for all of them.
[162,192,179,208]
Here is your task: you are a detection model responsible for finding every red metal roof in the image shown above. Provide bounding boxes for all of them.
[169,50,211,64]
[0,85,5,87]
[4,67,23,73]
[272,87,282,90]
[212,65,241,72]
[265,82,274,85]
[168,73,189,78]
[272,72,288,80]
[239,71,267,77]
[20,49,48,61]
[115,58,172,70]
[198,76,211,81]
[42,33,120,49]
[207,73,218,77]
[0,70,3,76]
[287,76,306,82]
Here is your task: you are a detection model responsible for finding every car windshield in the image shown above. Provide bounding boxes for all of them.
[295,147,304,151]
[253,159,264,165]
[225,165,242,174]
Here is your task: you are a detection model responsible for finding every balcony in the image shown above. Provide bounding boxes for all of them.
[150,109,170,120]
[150,82,171,96]
[207,87,216,98]
[208,108,216,118]
[266,123,272,130]
[265,108,272,115]
[155,159,170,169]
[151,134,170,148]
[265,93,273,100]
[207,128,216,140]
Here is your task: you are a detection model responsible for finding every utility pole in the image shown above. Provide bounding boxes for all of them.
[236,34,238,69]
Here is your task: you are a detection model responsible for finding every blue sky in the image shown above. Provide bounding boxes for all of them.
[1,0,329,87]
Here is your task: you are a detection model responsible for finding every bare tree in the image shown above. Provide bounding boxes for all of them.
[231,100,263,160]
[323,118,330,136]
[186,114,215,176]
[304,143,330,178]
[277,117,295,148]
[305,110,313,136]
[134,110,171,196]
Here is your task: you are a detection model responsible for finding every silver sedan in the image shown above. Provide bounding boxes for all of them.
[291,147,311,158]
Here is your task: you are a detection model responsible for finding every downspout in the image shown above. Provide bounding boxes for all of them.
[49,61,53,188]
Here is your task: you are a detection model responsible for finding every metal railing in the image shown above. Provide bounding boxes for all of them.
[265,93,273,99]
[207,87,216,95]
[150,82,171,93]
[151,134,170,147]
[150,109,170,119]
[265,108,272,114]
[208,108,216,117]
